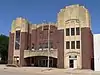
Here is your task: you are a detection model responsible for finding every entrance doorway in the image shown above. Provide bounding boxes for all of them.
[14,56,19,66]
[24,56,57,67]
[69,59,77,68]
[38,59,53,67]
[69,60,74,68]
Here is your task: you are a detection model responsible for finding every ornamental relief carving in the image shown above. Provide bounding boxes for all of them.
[65,19,80,24]
[65,51,80,57]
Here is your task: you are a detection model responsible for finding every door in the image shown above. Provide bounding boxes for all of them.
[74,59,77,68]
[38,59,53,67]
[69,59,74,68]
[38,59,47,67]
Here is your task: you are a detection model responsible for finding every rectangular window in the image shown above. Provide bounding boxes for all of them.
[71,41,75,49]
[76,27,80,35]
[15,42,20,50]
[66,41,70,49]
[66,28,70,36]
[50,41,53,48]
[15,30,20,50]
[76,41,80,49]
[71,28,75,36]
[16,30,20,41]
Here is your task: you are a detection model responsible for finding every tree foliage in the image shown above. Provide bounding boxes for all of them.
[0,34,9,63]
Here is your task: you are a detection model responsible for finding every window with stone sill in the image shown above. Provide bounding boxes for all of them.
[15,42,20,50]
[76,27,80,35]
[66,41,70,49]
[71,28,75,36]
[76,41,80,49]
[15,30,20,50]
[66,28,70,36]
[71,41,75,49]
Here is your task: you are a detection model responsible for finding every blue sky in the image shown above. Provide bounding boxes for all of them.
[0,0,100,35]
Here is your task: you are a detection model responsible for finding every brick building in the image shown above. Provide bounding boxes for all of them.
[8,4,94,69]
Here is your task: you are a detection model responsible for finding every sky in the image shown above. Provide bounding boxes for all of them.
[0,0,100,35]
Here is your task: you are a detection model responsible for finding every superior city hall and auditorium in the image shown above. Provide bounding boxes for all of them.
[8,4,94,70]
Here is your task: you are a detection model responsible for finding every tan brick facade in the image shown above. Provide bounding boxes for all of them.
[57,4,93,69]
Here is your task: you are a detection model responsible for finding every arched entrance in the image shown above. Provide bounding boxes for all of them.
[24,56,57,67]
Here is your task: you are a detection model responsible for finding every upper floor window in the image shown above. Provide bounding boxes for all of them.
[66,28,70,36]
[76,27,80,35]
[16,30,20,41]
[50,41,53,48]
[66,41,70,49]
[71,41,75,49]
[15,42,20,50]
[15,30,20,50]
[71,28,75,36]
[76,41,80,49]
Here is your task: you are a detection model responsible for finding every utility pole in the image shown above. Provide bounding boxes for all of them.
[47,23,50,68]
[42,20,50,68]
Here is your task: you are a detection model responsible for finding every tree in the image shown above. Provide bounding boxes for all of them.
[0,34,9,63]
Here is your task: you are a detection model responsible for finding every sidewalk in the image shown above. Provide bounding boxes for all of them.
[0,65,99,75]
